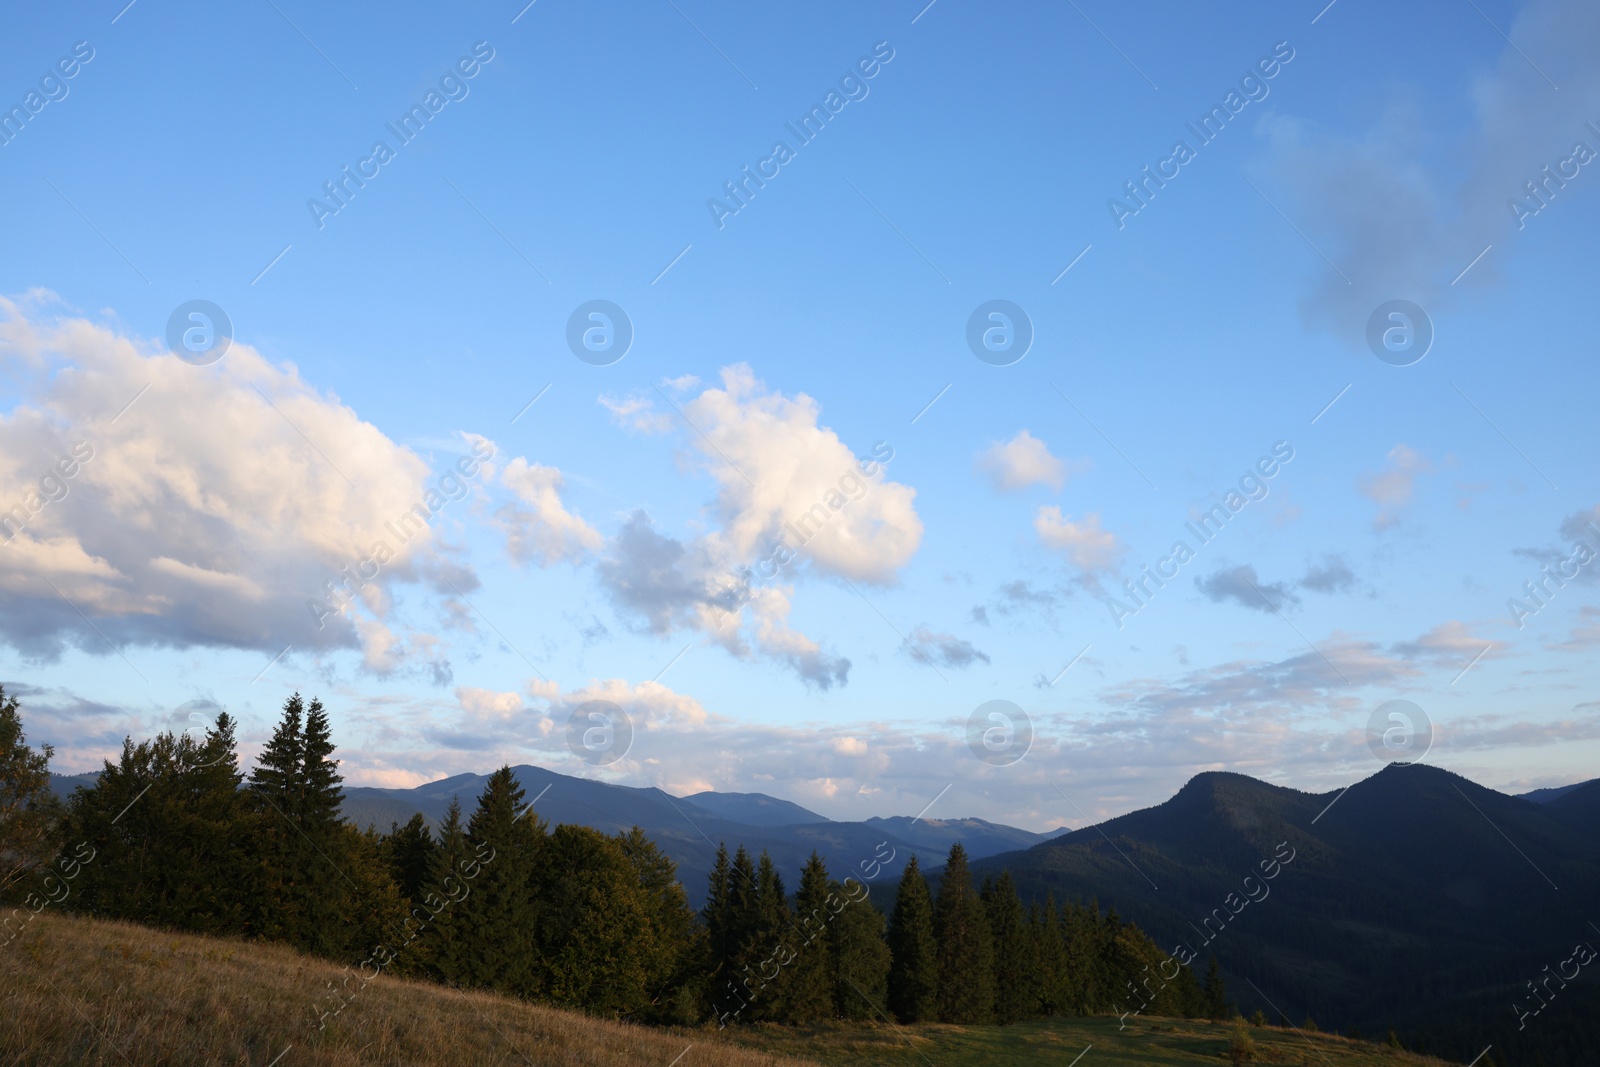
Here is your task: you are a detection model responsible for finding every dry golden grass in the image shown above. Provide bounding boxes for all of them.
[0,911,819,1067]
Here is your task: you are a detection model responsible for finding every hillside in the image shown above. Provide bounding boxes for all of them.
[728,1015,1467,1066]
[2,912,1452,1067]
[968,764,1600,1064]
[1,911,812,1067]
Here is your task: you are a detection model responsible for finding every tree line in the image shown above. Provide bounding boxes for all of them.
[1,686,1223,1029]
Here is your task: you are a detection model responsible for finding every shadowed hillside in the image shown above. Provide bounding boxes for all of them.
[0,912,815,1067]
[968,764,1600,1065]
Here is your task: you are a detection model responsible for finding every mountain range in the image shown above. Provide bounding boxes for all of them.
[51,764,1065,909]
[51,759,1600,1060]
[964,766,1600,1064]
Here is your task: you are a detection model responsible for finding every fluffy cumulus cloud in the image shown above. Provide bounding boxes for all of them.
[976,430,1074,491]
[0,294,469,670]
[1265,0,1600,338]
[1034,506,1124,570]
[495,458,601,566]
[0,294,594,681]
[595,366,924,688]
[1359,444,1432,529]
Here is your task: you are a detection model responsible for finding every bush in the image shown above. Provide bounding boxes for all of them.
[1250,1009,1267,1027]
[1228,1019,1257,1064]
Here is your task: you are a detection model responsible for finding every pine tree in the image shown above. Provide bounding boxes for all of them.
[380,812,438,905]
[703,843,735,986]
[830,878,891,1020]
[783,852,836,1022]
[933,843,994,1023]
[0,686,59,903]
[419,796,472,982]
[181,711,248,934]
[745,850,793,1022]
[714,844,761,1022]
[1034,894,1070,1016]
[983,872,1037,1023]
[886,855,938,1022]
[1204,956,1230,1020]
[247,694,356,955]
[456,767,545,996]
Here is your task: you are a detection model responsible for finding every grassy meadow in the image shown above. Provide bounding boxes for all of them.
[2,911,1469,1067]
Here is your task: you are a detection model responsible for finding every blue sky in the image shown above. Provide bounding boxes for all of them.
[3,0,1598,830]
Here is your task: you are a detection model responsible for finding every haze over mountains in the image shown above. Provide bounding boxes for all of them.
[53,763,1066,908]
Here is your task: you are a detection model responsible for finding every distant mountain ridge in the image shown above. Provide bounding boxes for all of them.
[48,764,1062,907]
[963,765,1600,1065]
[144,763,1058,907]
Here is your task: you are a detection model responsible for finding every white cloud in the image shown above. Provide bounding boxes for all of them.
[495,458,602,565]
[976,430,1072,491]
[0,294,476,670]
[1034,506,1124,570]
[594,367,924,688]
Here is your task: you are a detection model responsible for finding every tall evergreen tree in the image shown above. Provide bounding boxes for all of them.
[0,687,58,903]
[745,850,793,1022]
[455,767,545,997]
[703,842,735,988]
[1035,894,1070,1016]
[830,878,892,1020]
[380,812,438,905]
[247,694,355,955]
[714,844,761,1020]
[783,852,836,1023]
[886,855,939,1022]
[1203,956,1230,1020]
[419,796,472,982]
[933,843,995,1023]
[983,871,1037,1024]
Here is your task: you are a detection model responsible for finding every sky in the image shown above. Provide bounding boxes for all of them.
[2,0,1598,832]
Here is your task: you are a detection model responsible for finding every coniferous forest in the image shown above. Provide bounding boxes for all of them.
[1,687,1218,1032]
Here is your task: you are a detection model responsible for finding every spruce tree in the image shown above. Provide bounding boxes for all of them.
[456,767,545,996]
[380,812,438,905]
[0,687,58,903]
[1203,956,1230,1020]
[715,844,761,1020]
[245,693,307,944]
[983,871,1037,1023]
[783,852,836,1022]
[419,796,472,982]
[932,843,994,1023]
[703,842,735,986]
[1035,894,1069,1016]
[831,878,892,1020]
[746,850,792,1022]
[247,694,355,955]
[886,855,938,1022]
